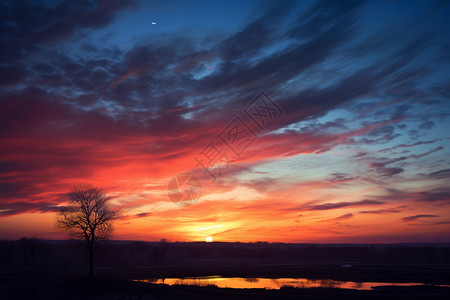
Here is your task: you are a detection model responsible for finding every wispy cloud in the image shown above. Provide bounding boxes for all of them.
[322,213,353,222]
[299,200,385,211]
[428,169,450,179]
[402,215,439,222]
[359,208,403,214]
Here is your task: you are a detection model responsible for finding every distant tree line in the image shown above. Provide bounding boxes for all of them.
[1,238,450,267]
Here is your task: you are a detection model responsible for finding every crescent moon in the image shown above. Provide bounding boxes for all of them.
[152,22,157,25]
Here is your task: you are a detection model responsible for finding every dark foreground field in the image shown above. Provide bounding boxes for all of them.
[1,240,450,299]
[1,264,450,299]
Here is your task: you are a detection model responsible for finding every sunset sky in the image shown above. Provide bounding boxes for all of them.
[1,0,449,243]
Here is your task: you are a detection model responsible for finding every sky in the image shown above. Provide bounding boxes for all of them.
[0,0,449,243]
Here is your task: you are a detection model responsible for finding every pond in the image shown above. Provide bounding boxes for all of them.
[134,276,449,290]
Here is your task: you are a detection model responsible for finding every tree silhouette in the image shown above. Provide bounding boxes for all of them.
[57,184,118,276]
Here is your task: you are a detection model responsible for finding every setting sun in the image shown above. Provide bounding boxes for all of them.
[205,236,213,243]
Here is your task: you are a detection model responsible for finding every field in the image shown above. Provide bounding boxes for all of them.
[1,263,450,299]
[1,240,450,299]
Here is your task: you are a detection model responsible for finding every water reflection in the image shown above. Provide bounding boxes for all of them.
[134,276,448,290]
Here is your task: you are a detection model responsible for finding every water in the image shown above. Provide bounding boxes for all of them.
[134,276,449,290]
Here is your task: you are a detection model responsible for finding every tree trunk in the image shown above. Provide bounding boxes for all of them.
[89,247,94,276]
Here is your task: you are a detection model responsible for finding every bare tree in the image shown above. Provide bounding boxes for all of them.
[57,184,119,276]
